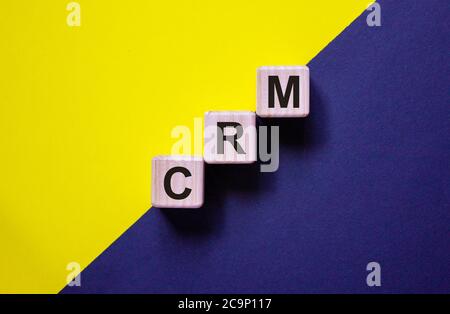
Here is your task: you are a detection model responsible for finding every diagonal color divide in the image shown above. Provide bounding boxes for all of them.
[0,1,372,293]
[62,0,450,293]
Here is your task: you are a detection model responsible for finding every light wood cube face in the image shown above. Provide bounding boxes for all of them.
[151,156,204,208]
[257,66,310,117]
[204,111,257,164]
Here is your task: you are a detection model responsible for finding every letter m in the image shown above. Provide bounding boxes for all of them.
[268,76,299,108]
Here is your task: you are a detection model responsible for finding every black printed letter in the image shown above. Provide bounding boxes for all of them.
[268,76,299,108]
[216,122,245,154]
[164,167,192,200]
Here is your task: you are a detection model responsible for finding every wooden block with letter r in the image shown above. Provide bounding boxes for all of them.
[204,111,257,164]
[256,66,310,117]
[151,156,204,208]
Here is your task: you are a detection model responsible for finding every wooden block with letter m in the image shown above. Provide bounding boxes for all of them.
[257,66,310,118]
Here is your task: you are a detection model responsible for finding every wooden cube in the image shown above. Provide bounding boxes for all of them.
[151,156,204,208]
[256,66,310,117]
[204,111,257,164]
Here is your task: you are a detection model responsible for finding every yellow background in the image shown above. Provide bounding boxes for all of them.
[0,1,371,293]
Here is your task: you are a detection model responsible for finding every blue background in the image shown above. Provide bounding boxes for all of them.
[63,0,450,293]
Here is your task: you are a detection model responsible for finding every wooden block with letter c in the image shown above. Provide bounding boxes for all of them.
[151,156,204,208]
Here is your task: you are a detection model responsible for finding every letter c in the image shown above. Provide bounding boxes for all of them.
[164,166,192,200]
